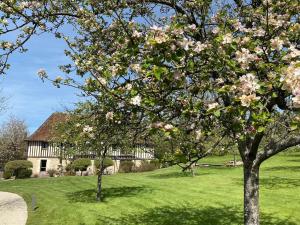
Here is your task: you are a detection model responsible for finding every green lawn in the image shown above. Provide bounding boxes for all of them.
[0,153,300,225]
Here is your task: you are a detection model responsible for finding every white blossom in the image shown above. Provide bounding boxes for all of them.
[194,42,207,53]
[235,48,258,69]
[150,25,163,31]
[222,33,233,45]
[97,77,107,86]
[212,27,220,34]
[270,37,284,50]
[188,24,197,30]
[132,30,142,38]
[37,69,47,78]
[164,124,174,131]
[292,95,300,108]
[130,95,142,106]
[208,102,219,110]
[130,63,142,73]
[238,73,260,95]
[195,130,202,140]
[151,122,164,129]
[179,38,194,51]
[240,94,261,107]
[106,111,114,120]
[125,83,133,90]
[83,125,93,133]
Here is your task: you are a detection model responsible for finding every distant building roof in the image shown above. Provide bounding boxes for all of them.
[26,112,67,142]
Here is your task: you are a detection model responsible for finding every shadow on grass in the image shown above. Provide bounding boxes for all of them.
[95,205,297,225]
[66,186,150,203]
[287,159,300,163]
[235,176,300,189]
[147,171,211,179]
[233,177,300,189]
[260,177,300,189]
[262,166,300,172]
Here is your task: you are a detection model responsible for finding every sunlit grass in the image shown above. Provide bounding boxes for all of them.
[0,153,299,225]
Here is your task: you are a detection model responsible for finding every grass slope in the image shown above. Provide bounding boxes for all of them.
[0,153,299,225]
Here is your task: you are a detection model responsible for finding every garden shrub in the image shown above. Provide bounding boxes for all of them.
[94,158,114,169]
[16,169,32,179]
[119,160,134,173]
[65,163,73,172]
[47,169,57,177]
[64,171,76,176]
[150,159,160,168]
[4,160,33,179]
[3,170,12,179]
[71,158,91,171]
[135,160,160,172]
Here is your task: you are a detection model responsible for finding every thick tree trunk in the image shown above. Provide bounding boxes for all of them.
[244,163,260,225]
[96,172,103,202]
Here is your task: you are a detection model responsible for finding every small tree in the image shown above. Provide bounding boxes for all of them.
[0,116,28,169]
[54,101,136,201]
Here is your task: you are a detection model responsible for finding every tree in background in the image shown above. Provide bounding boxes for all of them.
[1,1,300,224]
[0,116,28,170]
[0,89,7,114]
[53,100,140,202]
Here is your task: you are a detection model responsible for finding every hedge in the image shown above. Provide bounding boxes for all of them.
[71,158,91,171]
[4,160,33,179]
[94,158,114,169]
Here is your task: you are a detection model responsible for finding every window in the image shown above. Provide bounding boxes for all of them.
[41,142,49,149]
[40,160,47,172]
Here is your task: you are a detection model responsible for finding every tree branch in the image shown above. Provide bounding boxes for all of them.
[256,135,300,165]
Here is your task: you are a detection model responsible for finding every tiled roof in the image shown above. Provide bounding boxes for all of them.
[26,112,67,141]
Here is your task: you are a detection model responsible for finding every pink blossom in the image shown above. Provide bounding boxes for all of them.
[270,37,284,50]
[240,94,260,107]
[238,73,260,95]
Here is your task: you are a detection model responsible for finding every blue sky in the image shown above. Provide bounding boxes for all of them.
[0,33,80,134]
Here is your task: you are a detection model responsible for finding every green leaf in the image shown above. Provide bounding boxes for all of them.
[257,127,265,133]
[291,124,298,131]
[153,66,163,80]
[214,110,221,117]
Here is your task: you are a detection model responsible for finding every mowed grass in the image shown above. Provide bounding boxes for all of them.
[0,153,300,225]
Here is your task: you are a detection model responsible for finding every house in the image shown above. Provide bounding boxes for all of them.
[26,113,155,176]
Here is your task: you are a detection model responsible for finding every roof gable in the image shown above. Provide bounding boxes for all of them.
[27,112,67,142]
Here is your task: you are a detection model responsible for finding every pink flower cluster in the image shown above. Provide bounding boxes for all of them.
[281,63,300,108]
[237,73,261,107]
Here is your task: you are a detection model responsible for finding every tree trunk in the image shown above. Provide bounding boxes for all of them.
[233,153,236,167]
[244,163,260,225]
[96,171,103,202]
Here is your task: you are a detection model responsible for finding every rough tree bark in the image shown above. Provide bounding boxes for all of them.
[243,162,260,225]
[238,135,262,225]
[240,135,300,225]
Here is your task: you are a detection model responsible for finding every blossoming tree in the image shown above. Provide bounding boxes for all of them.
[53,100,140,202]
[1,0,300,224]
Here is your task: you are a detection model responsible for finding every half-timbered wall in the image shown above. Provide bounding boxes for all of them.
[27,141,155,160]
[27,141,62,158]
